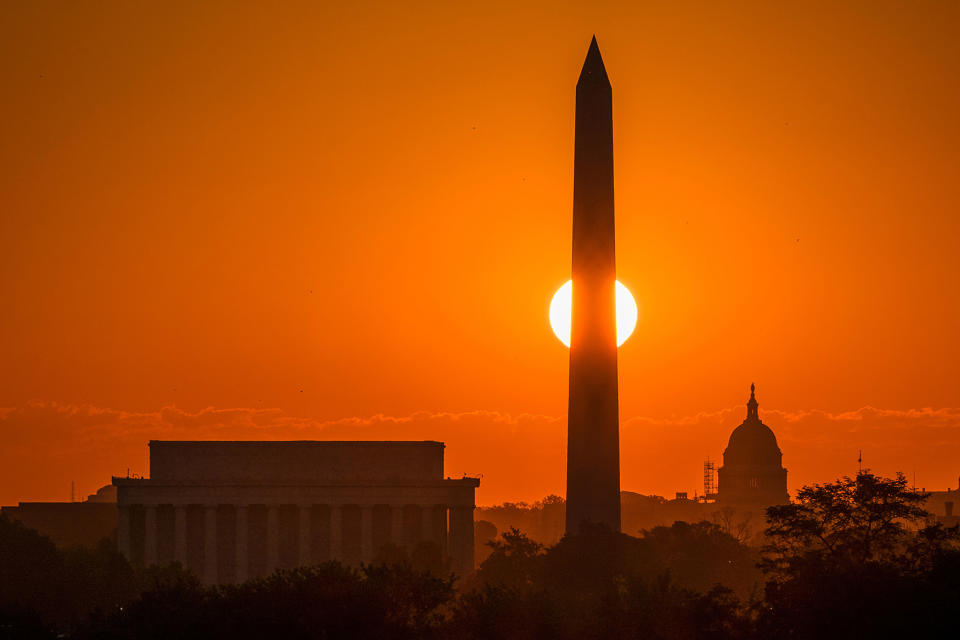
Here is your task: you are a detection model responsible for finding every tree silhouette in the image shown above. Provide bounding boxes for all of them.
[758,470,960,639]
[761,470,945,578]
[473,528,544,592]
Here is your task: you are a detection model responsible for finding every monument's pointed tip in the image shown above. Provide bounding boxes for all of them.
[578,36,609,87]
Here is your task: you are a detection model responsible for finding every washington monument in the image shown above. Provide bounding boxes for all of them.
[565,37,621,534]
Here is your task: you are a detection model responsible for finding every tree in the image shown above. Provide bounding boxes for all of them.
[710,506,753,545]
[757,471,960,639]
[462,525,752,640]
[0,514,141,633]
[79,562,456,640]
[640,521,760,600]
[361,562,454,633]
[474,520,498,566]
[472,528,544,592]
[373,540,449,576]
[0,514,64,624]
[0,606,58,640]
[760,470,947,579]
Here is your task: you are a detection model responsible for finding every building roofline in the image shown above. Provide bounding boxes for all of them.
[147,440,445,447]
[112,476,480,488]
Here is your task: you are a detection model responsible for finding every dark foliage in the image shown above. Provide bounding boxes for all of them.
[457,523,753,640]
[374,540,448,576]
[758,471,960,639]
[0,514,139,633]
[4,472,960,639]
[0,606,58,640]
[76,562,454,640]
[640,521,760,598]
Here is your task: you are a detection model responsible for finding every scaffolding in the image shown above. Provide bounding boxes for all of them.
[703,458,717,501]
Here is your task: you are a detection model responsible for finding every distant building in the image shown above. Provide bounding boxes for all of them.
[923,480,960,528]
[1,485,118,548]
[86,484,118,503]
[113,440,479,584]
[718,384,789,512]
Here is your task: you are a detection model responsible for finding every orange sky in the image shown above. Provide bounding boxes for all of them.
[2,1,959,507]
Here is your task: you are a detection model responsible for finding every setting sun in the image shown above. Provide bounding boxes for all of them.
[549,280,638,348]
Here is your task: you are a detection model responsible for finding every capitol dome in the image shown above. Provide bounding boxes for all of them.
[723,384,783,467]
[717,384,789,511]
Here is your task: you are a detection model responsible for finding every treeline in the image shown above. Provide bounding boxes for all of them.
[2,471,959,639]
[476,491,735,550]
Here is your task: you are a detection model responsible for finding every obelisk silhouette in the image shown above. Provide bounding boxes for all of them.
[565,36,620,534]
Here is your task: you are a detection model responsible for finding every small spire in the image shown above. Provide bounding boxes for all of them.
[747,383,759,419]
[578,35,610,88]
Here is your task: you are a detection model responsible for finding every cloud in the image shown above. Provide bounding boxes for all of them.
[2,401,959,508]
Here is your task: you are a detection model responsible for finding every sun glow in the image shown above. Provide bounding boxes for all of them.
[549,280,638,348]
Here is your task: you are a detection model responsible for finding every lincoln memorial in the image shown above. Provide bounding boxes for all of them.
[113,441,480,584]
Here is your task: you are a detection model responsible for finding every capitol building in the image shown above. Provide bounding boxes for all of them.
[718,384,790,511]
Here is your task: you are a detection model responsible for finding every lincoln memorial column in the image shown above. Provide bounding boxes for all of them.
[330,505,342,561]
[420,504,434,545]
[235,505,248,583]
[266,505,280,573]
[449,506,475,576]
[298,504,312,567]
[143,505,157,566]
[439,506,449,556]
[360,506,373,562]
[117,505,131,560]
[391,504,404,546]
[203,505,218,584]
[174,506,187,565]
